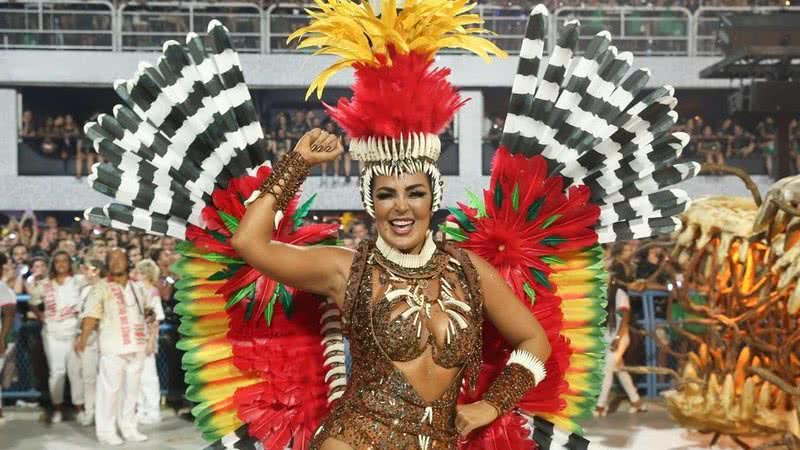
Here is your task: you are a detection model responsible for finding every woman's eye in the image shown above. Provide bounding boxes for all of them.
[410,191,426,198]
[375,192,393,200]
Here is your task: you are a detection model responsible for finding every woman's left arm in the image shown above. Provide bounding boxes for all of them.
[455,251,551,437]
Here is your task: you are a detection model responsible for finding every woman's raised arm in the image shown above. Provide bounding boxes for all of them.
[231,129,354,305]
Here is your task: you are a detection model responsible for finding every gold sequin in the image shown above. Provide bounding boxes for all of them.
[310,240,484,450]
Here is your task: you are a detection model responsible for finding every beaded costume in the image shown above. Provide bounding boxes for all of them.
[82,1,700,449]
[310,237,483,450]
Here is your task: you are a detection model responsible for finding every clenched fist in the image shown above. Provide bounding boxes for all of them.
[293,128,344,166]
[455,400,500,437]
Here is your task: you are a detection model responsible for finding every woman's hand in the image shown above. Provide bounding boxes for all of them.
[294,128,344,166]
[455,400,499,437]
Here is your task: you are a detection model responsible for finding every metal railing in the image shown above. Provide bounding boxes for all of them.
[553,7,692,57]
[2,1,800,56]
[0,0,114,50]
[118,1,262,53]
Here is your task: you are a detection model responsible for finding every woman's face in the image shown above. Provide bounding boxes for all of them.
[620,242,635,260]
[372,172,432,253]
[129,247,142,265]
[53,253,72,276]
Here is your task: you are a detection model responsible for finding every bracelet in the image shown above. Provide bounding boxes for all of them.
[483,349,547,416]
[252,152,310,212]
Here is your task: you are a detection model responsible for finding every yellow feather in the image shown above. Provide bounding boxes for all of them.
[291,0,507,98]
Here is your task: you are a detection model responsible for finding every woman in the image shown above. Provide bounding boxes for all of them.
[28,250,85,423]
[595,242,646,416]
[75,258,106,426]
[132,259,165,425]
[75,113,99,179]
[62,114,81,167]
[232,128,552,449]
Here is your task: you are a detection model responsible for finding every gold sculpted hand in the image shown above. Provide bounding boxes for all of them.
[294,128,344,166]
[454,400,500,437]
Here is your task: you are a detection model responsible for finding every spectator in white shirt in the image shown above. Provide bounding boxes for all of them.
[28,250,85,424]
[76,248,152,445]
[132,259,165,425]
[74,258,106,427]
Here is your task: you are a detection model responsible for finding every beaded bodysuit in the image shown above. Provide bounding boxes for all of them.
[310,238,484,450]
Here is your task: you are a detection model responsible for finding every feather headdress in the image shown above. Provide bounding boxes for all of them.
[290,0,506,215]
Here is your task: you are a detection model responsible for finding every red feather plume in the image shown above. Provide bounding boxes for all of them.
[326,48,466,139]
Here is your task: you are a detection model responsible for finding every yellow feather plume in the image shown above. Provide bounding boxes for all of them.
[288,0,507,99]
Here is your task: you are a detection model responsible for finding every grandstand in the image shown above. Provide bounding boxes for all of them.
[3,1,798,214]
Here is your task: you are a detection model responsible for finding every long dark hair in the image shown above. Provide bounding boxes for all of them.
[48,250,74,279]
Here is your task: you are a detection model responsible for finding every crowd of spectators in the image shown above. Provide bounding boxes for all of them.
[19,110,98,178]
[18,107,355,181]
[0,208,375,423]
[263,108,360,184]
[677,115,800,176]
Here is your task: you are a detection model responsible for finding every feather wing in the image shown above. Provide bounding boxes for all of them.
[84,23,344,450]
[450,6,698,448]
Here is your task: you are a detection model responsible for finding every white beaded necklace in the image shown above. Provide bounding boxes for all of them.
[375,231,436,269]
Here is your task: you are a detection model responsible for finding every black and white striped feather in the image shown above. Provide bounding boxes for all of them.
[203,425,259,450]
[501,7,699,243]
[84,20,268,238]
[525,415,607,450]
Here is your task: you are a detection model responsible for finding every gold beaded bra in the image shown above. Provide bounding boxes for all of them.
[310,236,484,450]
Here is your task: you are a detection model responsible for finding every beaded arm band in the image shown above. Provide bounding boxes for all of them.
[249,151,310,212]
[483,349,547,416]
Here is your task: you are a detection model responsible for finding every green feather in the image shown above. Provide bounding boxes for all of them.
[217,210,239,234]
[293,193,317,230]
[540,255,565,266]
[541,235,566,247]
[530,268,552,290]
[176,242,241,264]
[225,283,254,310]
[207,264,243,281]
[523,282,536,305]
[493,180,503,209]
[244,293,257,320]
[277,284,293,319]
[511,184,520,211]
[439,223,467,242]
[264,288,279,325]
[209,230,229,243]
[466,189,486,218]
[448,207,475,232]
[526,197,544,221]
[541,214,561,229]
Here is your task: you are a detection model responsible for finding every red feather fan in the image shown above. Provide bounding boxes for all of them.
[454,147,601,448]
